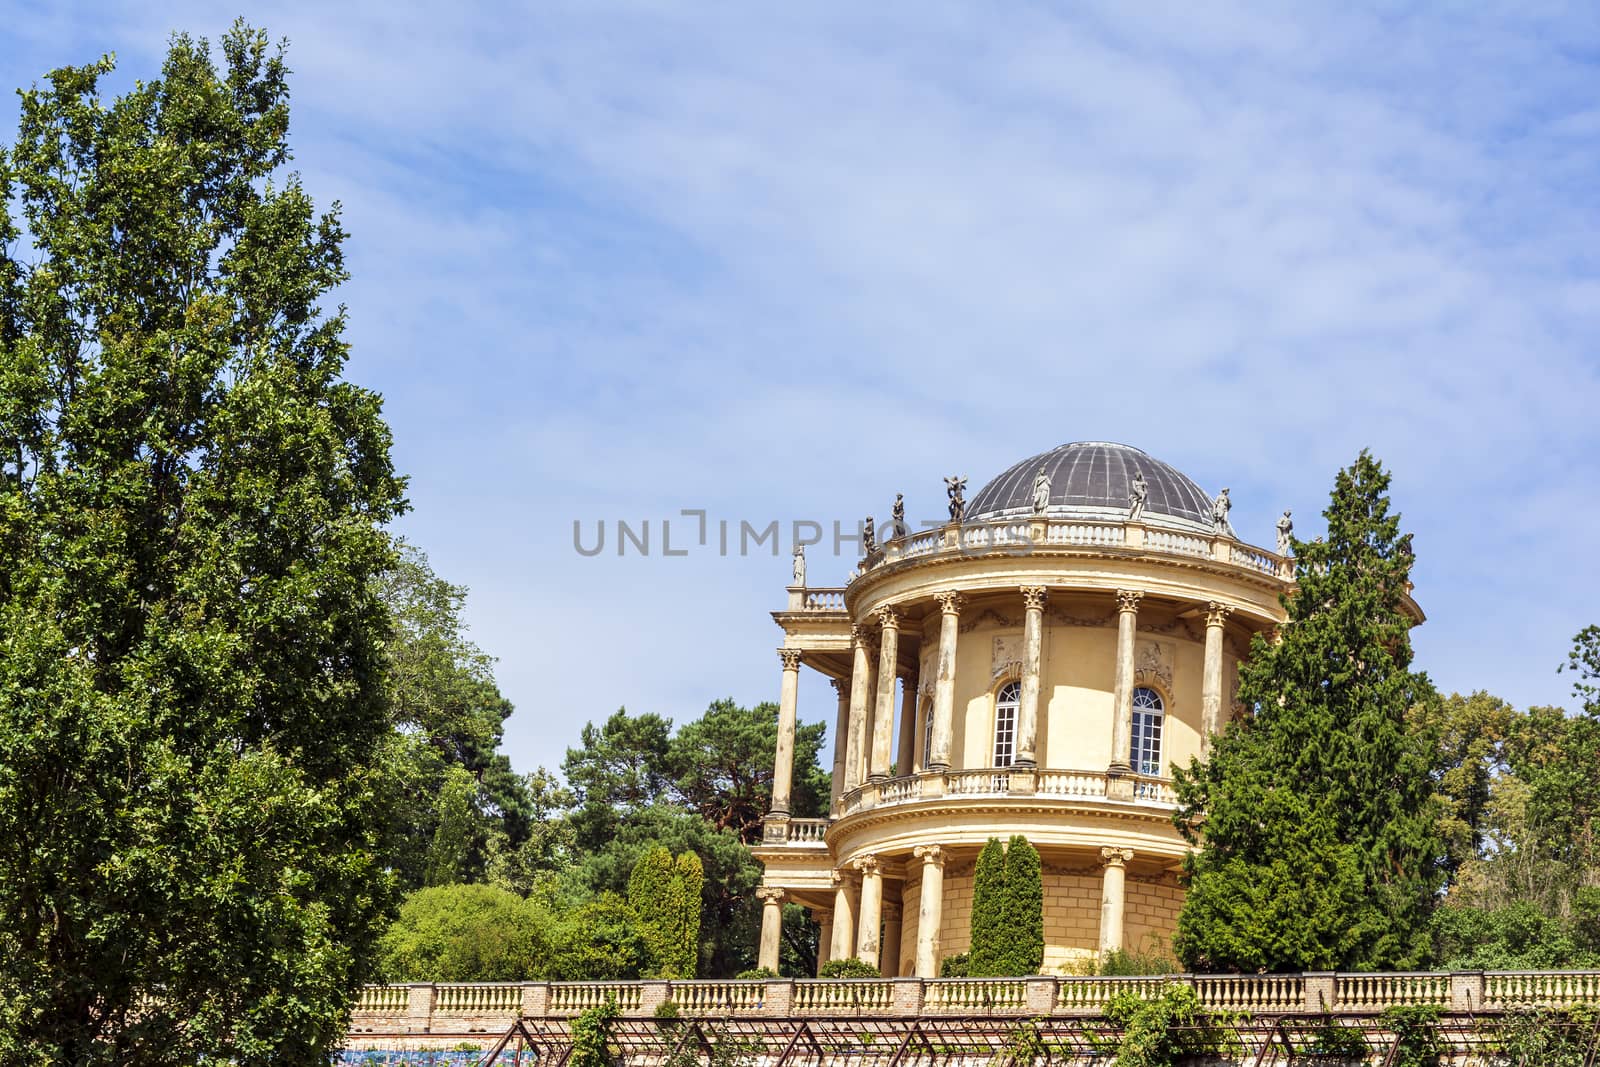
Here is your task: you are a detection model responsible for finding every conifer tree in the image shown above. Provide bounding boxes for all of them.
[968,838,1008,976]
[627,846,703,978]
[1003,835,1044,975]
[1172,451,1444,972]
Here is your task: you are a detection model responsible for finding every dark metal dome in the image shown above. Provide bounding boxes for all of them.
[968,442,1215,529]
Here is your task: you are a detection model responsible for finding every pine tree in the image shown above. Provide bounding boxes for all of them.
[1003,835,1045,975]
[1171,450,1444,972]
[969,837,1009,976]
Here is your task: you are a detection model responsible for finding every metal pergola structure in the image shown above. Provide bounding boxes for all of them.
[456,1010,1600,1067]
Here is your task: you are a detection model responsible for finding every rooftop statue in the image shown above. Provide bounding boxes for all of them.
[1211,487,1234,537]
[892,493,907,538]
[1276,510,1293,556]
[945,475,967,523]
[792,543,806,587]
[863,516,876,554]
[1031,466,1051,515]
[1128,470,1148,523]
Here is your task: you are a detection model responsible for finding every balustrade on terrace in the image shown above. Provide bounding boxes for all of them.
[351,970,1600,1037]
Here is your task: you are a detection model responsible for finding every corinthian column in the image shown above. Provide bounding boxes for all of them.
[870,609,901,781]
[1016,586,1047,767]
[844,626,872,793]
[1201,602,1231,753]
[929,592,964,771]
[913,845,946,978]
[854,856,884,967]
[756,886,785,972]
[830,869,859,962]
[771,649,803,814]
[1097,847,1134,956]
[896,663,919,776]
[1109,590,1144,774]
[829,679,849,812]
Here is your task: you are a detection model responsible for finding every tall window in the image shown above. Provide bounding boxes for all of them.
[993,681,1020,767]
[1130,687,1164,775]
[921,698,934,768]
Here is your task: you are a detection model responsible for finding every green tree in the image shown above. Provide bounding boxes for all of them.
[379,543,530,887]
[628,846,703,978]
[423,765,484,887]
[0,25,406,1063]
[1172,451,1444,972]
[968,837,1009,976]
[1003,835,1044,975]
[379,884,546,982]
[670,698,829,841]
[1411,691,1514,881]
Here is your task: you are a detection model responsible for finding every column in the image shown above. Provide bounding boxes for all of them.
[816,911,833,974]
[870,609,900,781]
[1109,590,1144,773]
[929,592,964,771]
[843,627,872,793]
[829,680,850,813]
[854,856,884,967]
[1016,586,1047,767]
[830,869,858,962]
[913,845,945,978]
[895,665,919,776]
[880,900,903,977]
[771,649,803,814]
[757,886,785,973]
[1201,602,1231,752]
[1097,847,1134,956]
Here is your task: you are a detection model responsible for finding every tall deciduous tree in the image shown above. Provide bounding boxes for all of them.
[1172,451,1444,972]
[0,25,407,1062]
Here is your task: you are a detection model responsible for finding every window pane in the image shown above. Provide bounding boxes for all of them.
[1130,687,1164,776]
[994,681,1020,768]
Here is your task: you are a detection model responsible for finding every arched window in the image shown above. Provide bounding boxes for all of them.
[1130,687,1164,775]
[920,697,933,768]
[993,681,1020,768]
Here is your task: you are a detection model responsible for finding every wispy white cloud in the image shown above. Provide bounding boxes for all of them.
[7,1,1600,767]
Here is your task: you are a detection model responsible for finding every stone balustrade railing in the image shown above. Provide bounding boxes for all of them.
[793,767,1178,826]
[845,517,1294,587]
[350,971,1600,1035]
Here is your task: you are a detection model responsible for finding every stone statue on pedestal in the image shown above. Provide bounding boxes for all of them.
[1031,466,1051,515]
[863,516,876,554]
[1128,470,1148,522]
[945,475,967,523]
[1276,510,1293,556]
[1210,487,1233,536]
[891,493,906,538]
[792,544,806,586]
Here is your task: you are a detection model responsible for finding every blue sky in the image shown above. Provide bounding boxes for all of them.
[7,2,1600,776]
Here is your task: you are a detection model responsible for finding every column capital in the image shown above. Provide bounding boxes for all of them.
[852,854,881,876]
[1204,601,1233,628]
[831,868,859,889]
[1020,585,1048,610]
[1115,589,1145,613]
[934,590,966,616]
[913,844,946,867]
[778,648,803,670]
[1099,846,1134,868]
[875,606,902,631]
[831,677,849,697]
[883,900,902,921]
[756,885,787,905]
[850,623,872,644]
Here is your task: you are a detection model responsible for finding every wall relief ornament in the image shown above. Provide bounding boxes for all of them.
[960,607,1015,633]
[1134,638,1174,691]
[1047,607,1117,628]
[992,634,1024,681]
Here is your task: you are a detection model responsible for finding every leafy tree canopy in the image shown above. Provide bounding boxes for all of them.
[0,23,407,1064]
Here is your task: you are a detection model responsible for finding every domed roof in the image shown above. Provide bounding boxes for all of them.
[968,441,1216,530]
